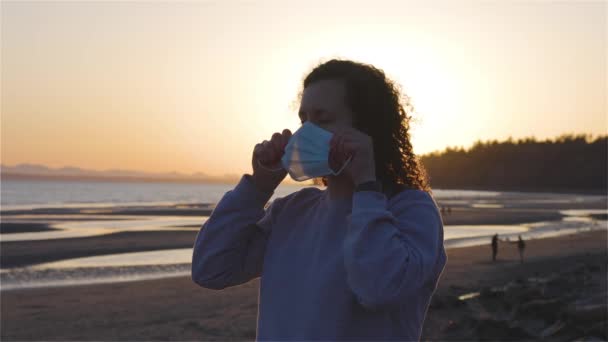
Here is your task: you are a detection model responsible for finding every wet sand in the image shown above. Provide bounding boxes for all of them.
[438,207,565,225]
[423,230,607,341]
[1,229,605,341]
[590,213,608,220]
[0,222,60,234]
[1,230,199,268]
[0,207,569,269]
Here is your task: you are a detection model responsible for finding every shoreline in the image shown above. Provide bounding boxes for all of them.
[1,206,605,269]
[1,230,605,341]
[3,173,605,194]
[0,230,198,268]
[1,185,606,215]
[2,225,605,292]
[432,185,607,196]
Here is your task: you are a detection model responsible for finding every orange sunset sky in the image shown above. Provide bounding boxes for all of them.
[1,0,606,177]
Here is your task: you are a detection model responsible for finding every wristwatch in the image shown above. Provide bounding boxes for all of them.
[354,180,383,193]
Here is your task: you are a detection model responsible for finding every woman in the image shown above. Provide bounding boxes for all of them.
[192,59,447,341]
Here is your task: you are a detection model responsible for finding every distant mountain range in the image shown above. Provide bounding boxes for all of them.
[0,163,243,184]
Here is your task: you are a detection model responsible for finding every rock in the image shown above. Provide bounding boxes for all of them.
[480,286,500,296]
[458,292,480,301]
[514,298,564,321]
[516,318,550,338]
[503,284,543,304]
[539,320,566,338]
[583,321,608,339]
[573,292,607,307]
[430,294,464,309]
[570,337,608,342]
[565,303,608,323]
[475,319,532,341]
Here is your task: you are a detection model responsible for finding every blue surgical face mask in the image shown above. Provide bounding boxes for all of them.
[256,122,352,181]
[279,121,352,182]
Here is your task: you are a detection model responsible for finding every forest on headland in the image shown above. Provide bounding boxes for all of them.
[2,134,606,194]
[419,134,607,194]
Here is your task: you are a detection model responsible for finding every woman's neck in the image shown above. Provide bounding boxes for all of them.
[325,175,355,200]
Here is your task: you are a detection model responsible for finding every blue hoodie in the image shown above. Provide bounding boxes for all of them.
[192,174,447,341]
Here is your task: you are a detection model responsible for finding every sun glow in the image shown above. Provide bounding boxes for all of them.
[286,38,465,156]
[2,1,604,178]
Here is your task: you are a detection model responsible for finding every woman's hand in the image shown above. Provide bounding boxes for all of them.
[329,127,376,186]
[251,129,292,193]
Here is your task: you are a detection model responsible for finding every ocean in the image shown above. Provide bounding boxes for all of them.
[4,178,598,210]
[0,178,307,210]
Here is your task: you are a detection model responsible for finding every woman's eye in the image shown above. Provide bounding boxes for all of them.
[299,118,331,126]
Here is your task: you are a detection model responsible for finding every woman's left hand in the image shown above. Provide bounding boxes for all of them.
[329,127,377,186]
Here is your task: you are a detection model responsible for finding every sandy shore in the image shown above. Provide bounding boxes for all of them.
[1,229,605,341]
[438,207,565,225]
[422,230,607,340]
[0,207,569,269]
[1,230,199,268]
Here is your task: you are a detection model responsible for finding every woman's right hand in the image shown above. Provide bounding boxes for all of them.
[251,129,292,193]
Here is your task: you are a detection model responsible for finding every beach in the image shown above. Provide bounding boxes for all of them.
[0,206,569,269]
[1,201,606,341]
[1,230,605,341]
[423,229,606,341]
[3,0,606,340]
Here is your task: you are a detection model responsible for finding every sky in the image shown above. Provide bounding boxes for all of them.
[1,0,606,177]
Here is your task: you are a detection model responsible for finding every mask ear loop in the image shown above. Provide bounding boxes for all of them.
[257,159,285,172]
[331,154,353,176]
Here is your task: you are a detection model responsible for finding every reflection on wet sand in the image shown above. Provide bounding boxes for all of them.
[30,248,192,269]
[0,216,207,242]
[0,196,606,291]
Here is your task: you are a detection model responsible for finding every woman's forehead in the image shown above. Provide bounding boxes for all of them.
[300,80,347,111]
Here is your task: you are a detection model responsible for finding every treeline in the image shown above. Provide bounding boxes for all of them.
[419,134,607,193]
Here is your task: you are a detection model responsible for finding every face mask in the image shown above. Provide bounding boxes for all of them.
[278,121,352,182]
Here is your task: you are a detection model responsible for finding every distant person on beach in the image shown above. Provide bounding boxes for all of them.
[517,235,526,263]
[491,233,499,261]
[192,59,447,341]
[447,206,452,215]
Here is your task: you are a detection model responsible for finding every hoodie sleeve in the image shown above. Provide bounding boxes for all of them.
[343,189,447,311]
[191,174,291,290]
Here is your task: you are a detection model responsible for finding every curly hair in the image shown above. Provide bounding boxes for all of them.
[299,58,432,196]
